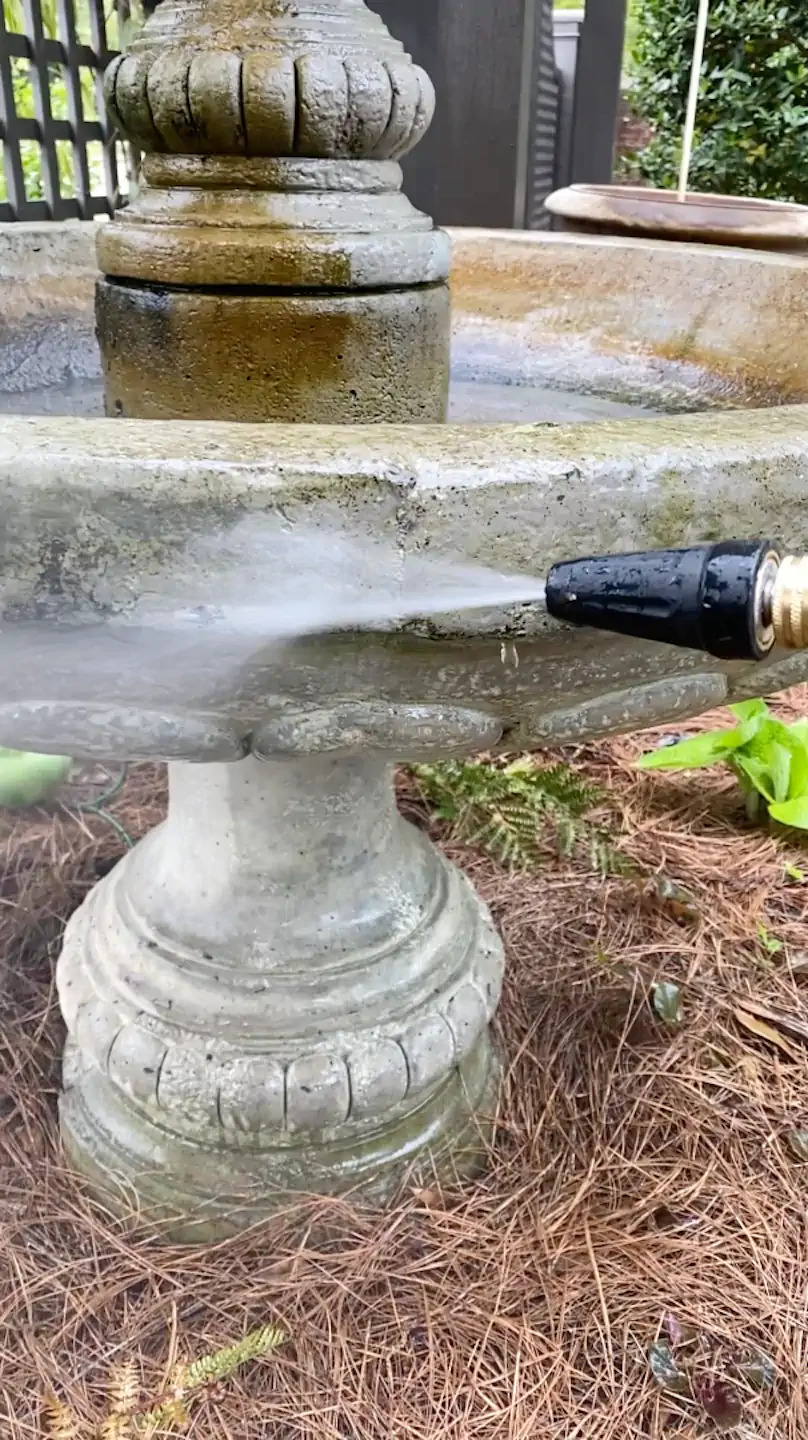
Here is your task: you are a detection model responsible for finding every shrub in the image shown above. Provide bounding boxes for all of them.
[630,0,808,203]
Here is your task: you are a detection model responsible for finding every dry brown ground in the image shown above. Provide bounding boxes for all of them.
[3,691,808,1438]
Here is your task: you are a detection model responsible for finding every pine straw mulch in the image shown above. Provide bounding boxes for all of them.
[3,691,808,1438]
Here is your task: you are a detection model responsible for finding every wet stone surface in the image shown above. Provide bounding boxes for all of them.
[0,375,667,424]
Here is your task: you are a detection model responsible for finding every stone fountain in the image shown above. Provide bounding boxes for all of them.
[3,0,808,1240]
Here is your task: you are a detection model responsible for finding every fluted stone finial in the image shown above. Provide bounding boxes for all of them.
[105,0,435,161]
[95,0,450,424]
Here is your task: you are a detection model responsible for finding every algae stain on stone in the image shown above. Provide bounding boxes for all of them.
[644,472,700,552]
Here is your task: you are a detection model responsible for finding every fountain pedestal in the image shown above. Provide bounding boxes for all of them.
[59,755,502,1239]
[57,0,498,1234]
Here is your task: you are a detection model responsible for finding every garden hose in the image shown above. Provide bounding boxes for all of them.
[544,540,808,661]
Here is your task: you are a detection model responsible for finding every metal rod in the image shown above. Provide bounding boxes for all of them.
[677,0,710,201]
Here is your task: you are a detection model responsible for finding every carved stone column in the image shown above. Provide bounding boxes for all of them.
[59,753,503,1237]
[95,0,450,422]
[57,1,503,1238]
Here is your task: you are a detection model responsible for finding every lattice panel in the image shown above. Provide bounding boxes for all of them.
[0,0,132,221]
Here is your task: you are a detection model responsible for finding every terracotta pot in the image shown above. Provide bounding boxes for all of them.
[545,184,808,251]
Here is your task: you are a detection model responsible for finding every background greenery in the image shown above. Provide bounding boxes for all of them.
[0,0,142,206]
[3,0,806,208]
[630,0,808,201]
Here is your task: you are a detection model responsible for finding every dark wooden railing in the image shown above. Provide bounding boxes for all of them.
[0,0,131,222]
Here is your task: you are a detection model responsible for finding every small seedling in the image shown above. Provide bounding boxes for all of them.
[647,1314,775,1434]
[756,923,783,959]
[638,699,808,832]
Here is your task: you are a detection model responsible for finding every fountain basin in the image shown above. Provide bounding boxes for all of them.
[545,184,808,253]
[5,223,808,422]
[3,225,808,765]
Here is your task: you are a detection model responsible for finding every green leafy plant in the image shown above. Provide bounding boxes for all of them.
[0,747,71,807]
[45,1322,285,1438]
[647,1312,775,1432]
[413,757,629,874]
[638,699,808,830]
[630,0,808,203]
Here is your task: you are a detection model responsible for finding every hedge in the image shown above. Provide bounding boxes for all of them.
[630,0,808,203]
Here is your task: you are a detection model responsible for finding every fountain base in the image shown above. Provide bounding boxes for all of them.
[57,755,503,1240]
[60,1039,499,1241]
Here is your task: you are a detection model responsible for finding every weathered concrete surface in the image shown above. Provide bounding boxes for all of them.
[59,752,503,1240]
[4,224,808,417]
[0,223,98,396]
[95,0,450,423]
[449,229,808,412]
[2,407,808,759]
[97,274,451,423]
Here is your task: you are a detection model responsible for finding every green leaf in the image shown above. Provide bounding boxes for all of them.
[787,717,808,747]
[0,749,71,808]
[769,741,793,804]
[729,699,770,724]
[733,753,777,803]
[648,1340,690,1394]
[768,794,808,829]
[785,746,808,801]
[652,981,683,1025]
[757,923,783,956]
[637,728,746,771]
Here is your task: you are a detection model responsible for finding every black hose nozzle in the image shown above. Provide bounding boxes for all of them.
[545,540,782,661]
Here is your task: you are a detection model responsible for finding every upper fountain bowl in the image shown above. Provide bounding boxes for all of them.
[2,221,808,764]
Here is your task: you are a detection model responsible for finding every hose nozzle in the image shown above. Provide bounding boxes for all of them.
[545,540,808,662]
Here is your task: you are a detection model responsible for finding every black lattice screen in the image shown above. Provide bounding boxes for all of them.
[0,0,131,221]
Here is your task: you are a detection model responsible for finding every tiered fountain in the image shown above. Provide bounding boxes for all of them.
[2,0,808,1240]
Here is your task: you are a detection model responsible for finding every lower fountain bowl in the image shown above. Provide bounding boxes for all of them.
[545,184,808,251]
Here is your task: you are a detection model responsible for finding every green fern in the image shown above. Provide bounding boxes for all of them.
[178,1321,284,1389]
[43,1323,285,1439]
[413,757,629,875]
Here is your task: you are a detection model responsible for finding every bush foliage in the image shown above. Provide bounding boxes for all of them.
[631,0,808,202]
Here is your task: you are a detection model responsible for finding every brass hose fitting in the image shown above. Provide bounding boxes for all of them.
[770,554,808,651]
